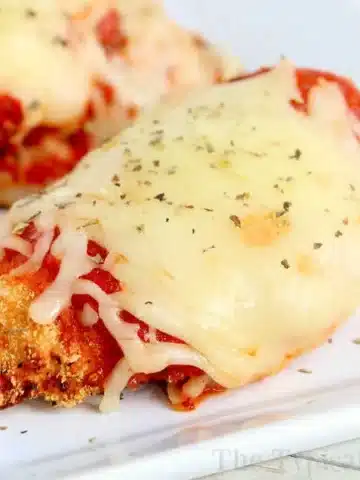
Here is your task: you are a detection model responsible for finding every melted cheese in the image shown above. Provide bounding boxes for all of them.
[12,228,53,276]
[81,303,99,327]
[100,358,133,412]
[6,61,360,403]
[0,217,32,257]
[182,374,209,399]
[0,3,91,124]
[0,1,240,138]
[73,279,216,375]
[74,0,241,140]
[30,230,92,323]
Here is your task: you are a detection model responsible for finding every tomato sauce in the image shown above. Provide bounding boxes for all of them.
[95,80,116,106]
[12,224,205,406]
[295,68,360,118]
[0,95,23,149]
[95,9,128,56]
[22,125,93,185]
[0,92,96,188]
[231,66,360,118]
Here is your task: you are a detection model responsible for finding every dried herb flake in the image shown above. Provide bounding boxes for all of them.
[289,148,302,160]
[297,368,312,374]
[25,8,37,17]
[167,166,177,175]
[205,141,215,154]
[77,220,99,230]
[281,259,290,269]
[52,35,68,47]
[26,211,41,223]
[56,202,74,210]
[236,192,250,201]
[283,201,292,211]
[149,138,164,150]
[28,100,40,110]
[112,174,120,184]
[202,245,216,254]
[154,193,166,202]
[229,215,241,228]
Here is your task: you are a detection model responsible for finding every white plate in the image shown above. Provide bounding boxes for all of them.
[2,1,360,479]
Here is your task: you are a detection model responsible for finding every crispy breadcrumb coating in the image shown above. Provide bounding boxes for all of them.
[0,272,121,408]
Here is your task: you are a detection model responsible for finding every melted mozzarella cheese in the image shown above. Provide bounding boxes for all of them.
[30,230,92,324]
[81,304,99,327]
[0,0,240,139]
[182,374,209,399]
[12,228,53,276]
[0,217,32,257]
[6,61,360,399]
[0,5,91,124]
[0,216,32,257]
[100,358,133,412]
[73,279,216,376]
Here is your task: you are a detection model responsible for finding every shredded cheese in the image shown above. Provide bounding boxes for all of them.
[100,358,133,412]
[0,217,32,257]
[12,228,53,276]
[81,303,99,327]
[30,230,92,324]
[182,374,209,400]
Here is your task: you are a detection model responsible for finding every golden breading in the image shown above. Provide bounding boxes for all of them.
[0,273,121,408]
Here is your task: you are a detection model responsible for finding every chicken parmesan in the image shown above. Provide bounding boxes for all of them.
[1,60,360,411]
[0,0,238,206]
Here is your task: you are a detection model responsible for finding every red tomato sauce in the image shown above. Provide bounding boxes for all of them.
[0,95,23,149]
[0,87,115,188]
[9,224,208,407]
[295,68,360,117]
[95,8,128,56]
[230,66,360,118]
[22,125,93,185]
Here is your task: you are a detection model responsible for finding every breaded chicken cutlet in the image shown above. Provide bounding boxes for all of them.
[1,63,360,412]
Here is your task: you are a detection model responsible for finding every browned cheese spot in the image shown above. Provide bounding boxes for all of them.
[239,211,290,247]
